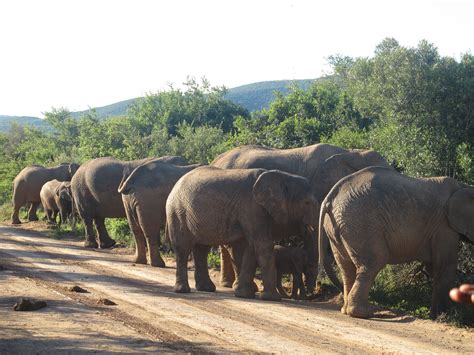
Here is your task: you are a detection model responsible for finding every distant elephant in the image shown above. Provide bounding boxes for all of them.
[55,181,74,225]
[71,156,186,249]
[118,160,202,267]
[274,245,309,299]
[11,163,80,224]
[319,166,474,319]
[165,166,319,300]
[211,144,391,289]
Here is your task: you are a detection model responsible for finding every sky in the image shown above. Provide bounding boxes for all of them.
[0,0,473,117]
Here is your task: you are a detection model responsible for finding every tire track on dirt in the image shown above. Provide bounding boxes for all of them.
[1,226,473,353]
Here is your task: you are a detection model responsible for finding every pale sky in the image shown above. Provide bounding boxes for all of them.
[1,0,473,117]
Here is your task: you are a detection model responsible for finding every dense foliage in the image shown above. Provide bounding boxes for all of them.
[0,39,472,325]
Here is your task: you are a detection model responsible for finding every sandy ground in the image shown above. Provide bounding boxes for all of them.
[0,223,472,353]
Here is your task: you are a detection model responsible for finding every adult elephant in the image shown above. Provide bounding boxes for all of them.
[71,156,186,249]
[211,143,391,289]
[118,160,202,267]
[11,163,79,224]
[165,166,319,300]
[319,166,474,319]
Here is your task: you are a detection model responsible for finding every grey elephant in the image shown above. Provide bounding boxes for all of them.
[55,181,74,225]
[274,245,309,299]
[165,166,319,301]
[71,156,186,249]
[40,180,73,225]
[118,160,202,267]
[11,163,79,224]
[211,143,391,289]
[319,166,474,319]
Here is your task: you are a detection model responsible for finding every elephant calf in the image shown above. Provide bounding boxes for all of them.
[166,166,319,301]
[40,180,73,225]
[319,166,474,319]
[274,245,308,299]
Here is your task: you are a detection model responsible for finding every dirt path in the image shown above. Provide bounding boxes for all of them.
[0,224,472,353]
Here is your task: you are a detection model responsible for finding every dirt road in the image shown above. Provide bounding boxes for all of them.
[0,224,472,353]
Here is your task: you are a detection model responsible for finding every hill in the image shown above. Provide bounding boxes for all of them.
[0,79,317,132]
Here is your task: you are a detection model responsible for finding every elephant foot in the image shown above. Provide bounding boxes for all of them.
[346,304,372,319]
[133,254,147,265]
[150,256,166,268]
[99,238,116,249]
[196,279,216,292]
[232,280,258,292]
[234,284,256,299]
[11,219,21,225]
[258,290,282,302]
[220,279,234,288]
[84,239,99,249]
[28,215,39,222]
[174,282,191,293]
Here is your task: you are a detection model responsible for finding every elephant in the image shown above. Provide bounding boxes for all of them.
[165,166,319,301]
[55,181,74,225]
[211,143,391,290]
[117,160,202,267]
[274,245,309,299]
[318,166,474,319]
[11,163,80,224]
[71,156,186,249]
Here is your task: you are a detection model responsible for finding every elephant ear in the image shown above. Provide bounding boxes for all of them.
[68,163,79,178]
[252,170,289,224]
[330,150,390,171]
[447,187,474,243]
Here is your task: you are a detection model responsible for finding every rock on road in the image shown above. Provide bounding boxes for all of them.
[0,224,472,353]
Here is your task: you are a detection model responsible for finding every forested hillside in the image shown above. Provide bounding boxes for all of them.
[0,80,316,132]
[0,38,472,324]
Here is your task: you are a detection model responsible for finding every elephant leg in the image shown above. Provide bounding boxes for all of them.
[83,216,99,249]
[129,219,147,265]
[220,246,235,287]
[28,202,40,221]
[332,247,356,315]
[142,220,165,268]
[292,272,305,299]
[174,245,192,293]
[346,264,382,319]
[45,209,53,223]
[276,271,289,298]
[193,244,216,292]
[430,238,458,319]
[52,210,58,224]
[234,245,258,299]
[254,240,281,301]
[94,217,116,249]
[11,202,22,224]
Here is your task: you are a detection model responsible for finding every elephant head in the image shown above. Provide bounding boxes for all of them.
[311,149,391,202]
[253,170,319,228]
[447,186,474,243]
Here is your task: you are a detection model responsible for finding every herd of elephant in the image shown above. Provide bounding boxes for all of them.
[10,144,473,320]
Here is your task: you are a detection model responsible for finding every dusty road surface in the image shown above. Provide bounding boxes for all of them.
[0,224,472,353]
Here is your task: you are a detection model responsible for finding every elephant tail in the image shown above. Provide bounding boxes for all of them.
[117,165,135,194]
[318,199,342,292]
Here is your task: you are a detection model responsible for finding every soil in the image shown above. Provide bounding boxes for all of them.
[0,223,473,353]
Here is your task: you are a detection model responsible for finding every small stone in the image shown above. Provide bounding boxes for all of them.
[13,298,47,311]
[97,298,116,306]
[69,285,88,293]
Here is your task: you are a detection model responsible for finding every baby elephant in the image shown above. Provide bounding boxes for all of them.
[274,245,308,299]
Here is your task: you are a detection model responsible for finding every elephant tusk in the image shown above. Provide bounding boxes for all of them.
[307,225,315,232]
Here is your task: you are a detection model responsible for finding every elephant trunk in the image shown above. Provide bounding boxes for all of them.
[318,200,342,292]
